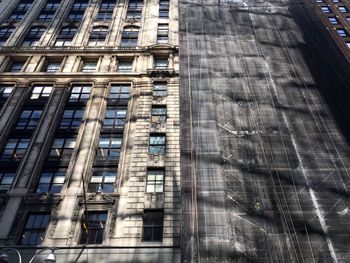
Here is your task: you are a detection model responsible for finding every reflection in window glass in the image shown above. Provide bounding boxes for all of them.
[0,172,15,193]
[146,169,164,193]
[20,213,50,245]
[36,171,66,193]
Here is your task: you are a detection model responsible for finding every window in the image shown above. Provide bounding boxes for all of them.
[146,169,164,193]
[0,85,14,102]
[72,0,88,10]
[96,0,116,20]
[30,85,53,100]
[126,0,143,19]
[59,109,84,130]
[153,82,167,97]
[88,26,108,46]
[9,11,26,20]
[103,107,127,129]
[81,60,97,72]
[15,109,42,130]
[48,137,76,161]
[20,213,50,245]
[120,26,139,47]
[332,0,339,2]
[36,171,65,194]
[151,105,166,123]
[9,0,33,21]
[80,212,107,244]
[159,0,169,18]
[88,170,116,193]
[0,138,30,161]
[43,0,61,11]
[149,134,165,155]
[117,60,133,72]
[108,84,130,105]
[69,84,92,103]
[321,6,331,13]
[67,12,84,20]
[37,0,60,21]
[347,42,350,48]
[346,17,350,22]
[0,172,15,193]
[9,61,24,72]
[16,0,33,11]
[96,135,122,159]
[142,210,163,242]
[157,24,169,44]
[38,11,55,21]
[45,60,61,72]
[337,29,347,37]
[0,26,14,46]
[22,26,46,46]
[67,0,88,20]
[55,26,77,46]
[339,6,348,13]
[154,57,168,69]
[328,17,338,25]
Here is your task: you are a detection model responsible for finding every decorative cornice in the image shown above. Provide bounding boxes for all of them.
[147,69,177,78]
[23,193,64,204]
[79,192,118,205]
[0,45,179,54]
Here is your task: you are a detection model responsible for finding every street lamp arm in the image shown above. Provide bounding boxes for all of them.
[28,248,54,263]
[2,248,22,263]
[28,248,47,263]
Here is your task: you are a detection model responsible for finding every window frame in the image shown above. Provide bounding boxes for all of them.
[95,134,123,160]
[151,105,166,123]
[29,85,53,101]
[142,210,164,242]
[146,169,164,193]
[126,0,143,19]
[19,213,51,245]
[120,26,139,47]
[108,84,130,105]
[154,57,168,69]
[79,211,108,244]
[116,60,133,72]
[88,169,117,193]
[69,84,92,103]
[15,109,43,130]
[81,60,98,72]
[55,26,78,46]
[47,136,76,162]
[153,82,167,97]
[0,137,30,161]
[0,85,14,103]
[0,172,15,193]
[35,170,66,194]
[102,106,127,130]
[149,134,166,155]
[58,108,85,130]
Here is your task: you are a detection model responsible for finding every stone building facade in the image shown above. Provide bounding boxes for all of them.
[313,0,350,62]
[0,0,180,261]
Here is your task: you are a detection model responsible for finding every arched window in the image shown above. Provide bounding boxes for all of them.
[22,26,46,46]
[55,26,78,46]
[88,26,109,46]
[0,26,15,46]
[120,26,139,47]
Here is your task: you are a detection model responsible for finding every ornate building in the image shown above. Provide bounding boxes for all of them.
[313,0,350,62]
[0,0,180,261]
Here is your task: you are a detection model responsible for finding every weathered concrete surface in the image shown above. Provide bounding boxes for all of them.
[180,0,350,262]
